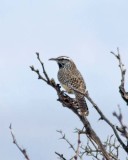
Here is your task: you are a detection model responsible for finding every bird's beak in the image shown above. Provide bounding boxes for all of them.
[49,58,57,61]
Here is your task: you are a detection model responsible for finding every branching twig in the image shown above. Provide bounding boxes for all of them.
[104,135,120,160]
[80,135,119,160]
[80,138,101,160]
[57,130,76,152]
[57,130,82,160]
[111,48,128,105]
[57,130,83,160]
[36,52,50,82]
[9,124,30,160]
[30,65,47,83]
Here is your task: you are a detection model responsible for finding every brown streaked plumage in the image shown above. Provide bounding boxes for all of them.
[49,56,89,116]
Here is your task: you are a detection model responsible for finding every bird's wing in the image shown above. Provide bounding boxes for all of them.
[66,73,86,94]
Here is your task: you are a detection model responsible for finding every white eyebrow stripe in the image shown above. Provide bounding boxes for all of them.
[57,56,71,60]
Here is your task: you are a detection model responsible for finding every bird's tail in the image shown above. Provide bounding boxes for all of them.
[75,94,89,116]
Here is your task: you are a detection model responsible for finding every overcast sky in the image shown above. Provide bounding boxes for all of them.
[0,0,128,159]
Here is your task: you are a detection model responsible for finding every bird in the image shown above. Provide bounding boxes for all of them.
[49,56,89,116]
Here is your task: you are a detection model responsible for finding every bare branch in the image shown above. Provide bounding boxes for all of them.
[57,130,76,152]
[35,52,50,82]
[104,135,120,160]
[9,124,30,160]
[30,65,47,82]
[111,48,128,105]
[74,132,81,160]
[55,152,67,160]
[80,138,101,160]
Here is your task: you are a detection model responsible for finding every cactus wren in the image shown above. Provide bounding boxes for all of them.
[49,56,89,116]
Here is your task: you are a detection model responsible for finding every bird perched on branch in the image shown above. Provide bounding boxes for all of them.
[49,56,89,116]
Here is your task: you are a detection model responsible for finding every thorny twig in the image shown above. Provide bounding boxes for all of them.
[9,124,30,160]
[75,128,101,159]
[81,140,101,160]
[57,130,81,160]
[111,48,128,105]
[74,132,81,160]
[30,53,110,159]
[80,135,120,160]
[55,152,67,160]
[104,135,120,160]
[57,130,76,152]
[57,129,100,160]
[113,106,128,142]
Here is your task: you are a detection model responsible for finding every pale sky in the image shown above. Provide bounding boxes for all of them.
[0,0,128,159]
